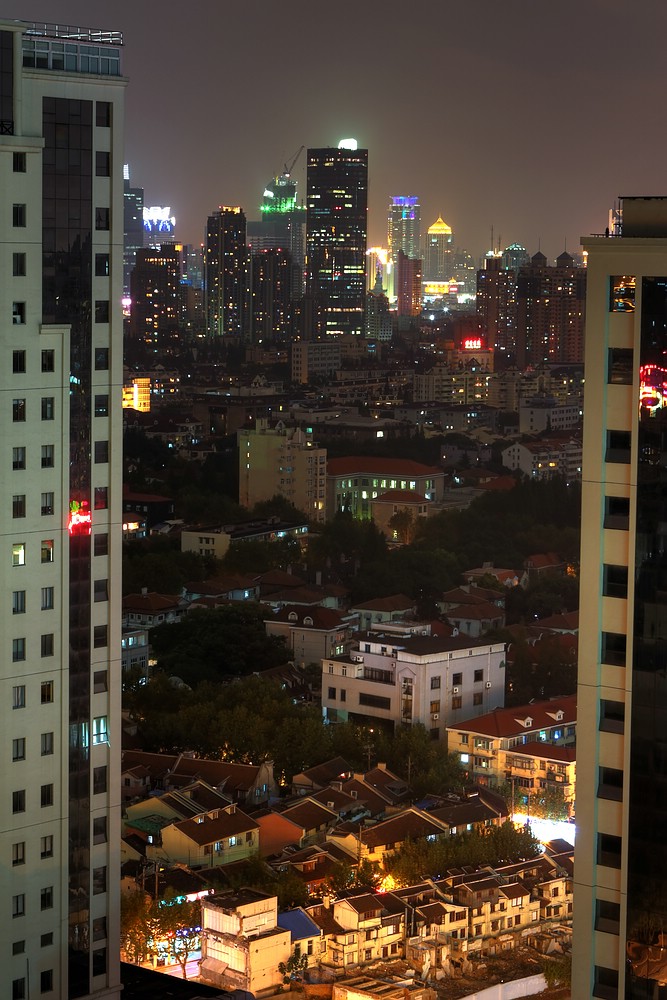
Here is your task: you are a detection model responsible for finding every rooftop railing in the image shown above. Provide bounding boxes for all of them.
[22,22,122,45]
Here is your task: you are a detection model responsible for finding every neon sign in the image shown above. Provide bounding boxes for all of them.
[640,364,667,413]
[143,206,175,234]
[68,499,92,536]
[463,338,483,350]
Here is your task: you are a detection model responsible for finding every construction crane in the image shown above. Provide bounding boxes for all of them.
[282,144,304,179]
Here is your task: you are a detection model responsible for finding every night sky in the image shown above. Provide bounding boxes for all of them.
[6,0,667,261]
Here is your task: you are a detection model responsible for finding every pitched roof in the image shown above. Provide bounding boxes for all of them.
[327,456,443,478]
[171,757,262,793]
[295,757,353,789]
[266,606,347,630]
[280,799,338,831]
[276,908,322,942]
[450,695,577,738]
[360,809,447,848]
[122,592,182,613]
[351,594,415,613]
[173,807,258,847]
[508,741,576,763]
[372,490,429,505]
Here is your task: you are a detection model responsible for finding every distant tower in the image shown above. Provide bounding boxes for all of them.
[204,207,249,337]
[123,164,144,298]
[516,251,586,366]
[306,140,368,336]
[396,250,422,317]
[424,215,453,281]
[388,196,421,264]
[502,242,530,272]
[129,245,181,354]
[248,248,293,342]
[476,253,518,363]
[366,271,393,341]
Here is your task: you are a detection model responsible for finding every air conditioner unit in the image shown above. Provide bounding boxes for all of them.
[486,682,492,689]
[453,687,460,694]
[432,713,439,721]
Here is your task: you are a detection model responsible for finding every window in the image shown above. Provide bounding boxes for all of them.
[93,627,108,650]
[41,732,54,756]
[430,676,441,690]
[41,349,55,372]
[13,590,25,614]
[358,692,391,710]
[600,699,624,734]
[93,669,108,692]
[92,716,108,745]
[92,948,107,977]
[41,397,54,420]
[328,686,336,700]
[41,492,54,516]
[598,767,623,801]
[609,275,635,313]
[13,790,25,813]
[41,784,53,807]
[12,637,25,661]
[93,816,108,844]
[474,669,483,683]
[12,494,26,518]
[40,887,53,911]
[95,253,110,276]
[12,349,26,372]
[93,866,107,894]
[603,564,628,599]
[13,203,26,227]
[601,632,626,667]
[95,347,109,370]
[94,299,109,323]
[593,964,619,999]
[13,446,26,470]
[12,842,25,866]
[430,700,440,713]
[95,207,110,230]
[13,151,26,172]
[340,688,346,702]
[41,933,53,947]
[94,533,109,556]
[40,969,53,993]
[41,445,54,468]
[96,101,111,126]
[93,916,107,941]
[13,252,26,276]
[12,302,26,324]
[608,347,633,383]
[12,738,25,761]
[12,979,26,1000]
[597,833,622,869]
[452,696,462,709]
[94,579,108,602]
[452,672,463,686]
[40,835,53,858]
[606,429,631,464]
[93,766,108,794]
[13,685,25,709]
[13,398,25,422]
[94,440,109,463]
[41,681,54,704]
[94,394,109,416]
[595,898,620,935]
[94,487,108,510]
[12,941,25,955]
[473,692,483,706]
[41,539,54,563]
[95,150,110,176]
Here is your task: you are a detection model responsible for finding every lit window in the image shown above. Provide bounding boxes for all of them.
[92,716,108,745]
[41,540,54,563]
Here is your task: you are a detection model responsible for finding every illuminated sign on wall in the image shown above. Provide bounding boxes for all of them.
[143,206,176,234]
[68,499,92,536]
[463,338,483,350]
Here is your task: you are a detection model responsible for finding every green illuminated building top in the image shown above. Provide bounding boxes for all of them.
[261,173,297,216]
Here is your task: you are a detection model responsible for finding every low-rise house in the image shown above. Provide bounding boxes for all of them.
[406,899,469,972]
[120,750,275,807]
[270,841,357,896]
[154,803,260,868]
[181,518,309,560]
[349,594,417,630]
[276,907,324,962]
[329,808,449,869]
[443,601,505,638]
[122,590,185,629]
[264,605,354,666]
[370,490,432,541]
[200,890,291,995]
[292,757,353,797]
[183,573,260,603]
[123,780,232,843]
[330,892,406,965]
[277,799,339,846]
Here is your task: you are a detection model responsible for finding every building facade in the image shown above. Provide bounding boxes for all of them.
[388,196,421,264]
[1,19,124,1000]
[306,142,368,337]
[572,197,667,998]
[204,205,248,338]
[238,420,327,521]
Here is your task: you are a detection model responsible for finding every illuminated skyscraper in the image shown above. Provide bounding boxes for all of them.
[572,196,667,999]
[306,141,368,337]
[423,215,453,281]
[204,206,249,338]
[396,250,422,317]
[1,18,124,999]
[129,244,181,354]
[249,247,293,342]
[515,251,586,366]
[123,164,143,298]
[388,196,421,263]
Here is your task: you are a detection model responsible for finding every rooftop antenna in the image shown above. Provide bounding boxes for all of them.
[490,224,494,254]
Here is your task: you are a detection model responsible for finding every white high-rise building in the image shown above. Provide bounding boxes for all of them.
[1,19,124,1000]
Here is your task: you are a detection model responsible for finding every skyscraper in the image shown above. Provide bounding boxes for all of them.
[572,196,667,999]
[388,196,421,263]
[1,18,124,1000]
[306,140,368,337]
[205,206,249,338]
[122,164,144,299]
[129,244,181,354]
[515,251,586,366]
[423,215,453,281]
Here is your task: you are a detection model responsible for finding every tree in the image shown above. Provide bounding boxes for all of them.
[120,890,152,965]
[159,894,202,979]
[542,952,571,989]
[278,951,309,986]
[388,509,417,545]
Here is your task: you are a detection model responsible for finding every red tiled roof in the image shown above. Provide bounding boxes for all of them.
[122,592,182,612]
[267,606,347,630]
[173,807,257,846]
[351,594,415,613]
[372,490,429,504]
[509,741,576,763]
[450,694,577,738]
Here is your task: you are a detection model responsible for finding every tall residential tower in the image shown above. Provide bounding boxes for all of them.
[1,19,124,1000]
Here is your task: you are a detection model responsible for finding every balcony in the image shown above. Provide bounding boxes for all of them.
[362,667,394,685]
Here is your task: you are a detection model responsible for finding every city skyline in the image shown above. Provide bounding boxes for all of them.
[5,0,667,260]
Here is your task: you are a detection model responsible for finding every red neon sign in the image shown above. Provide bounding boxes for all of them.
[68,499,92,536]
[463,337,482,350]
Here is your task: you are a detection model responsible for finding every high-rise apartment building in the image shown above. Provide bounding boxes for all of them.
[516,251,586,367]
[204,206,248,338]
[476,252,518,363]
[388,196,421,263]
[248,247,293,342]
[1,18,124,1000]
[306,141,368,337]
[129,244,180,354]
[572,196,667,999]
[238,421,327,521]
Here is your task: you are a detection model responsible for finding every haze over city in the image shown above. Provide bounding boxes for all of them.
[6,0,667,258]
